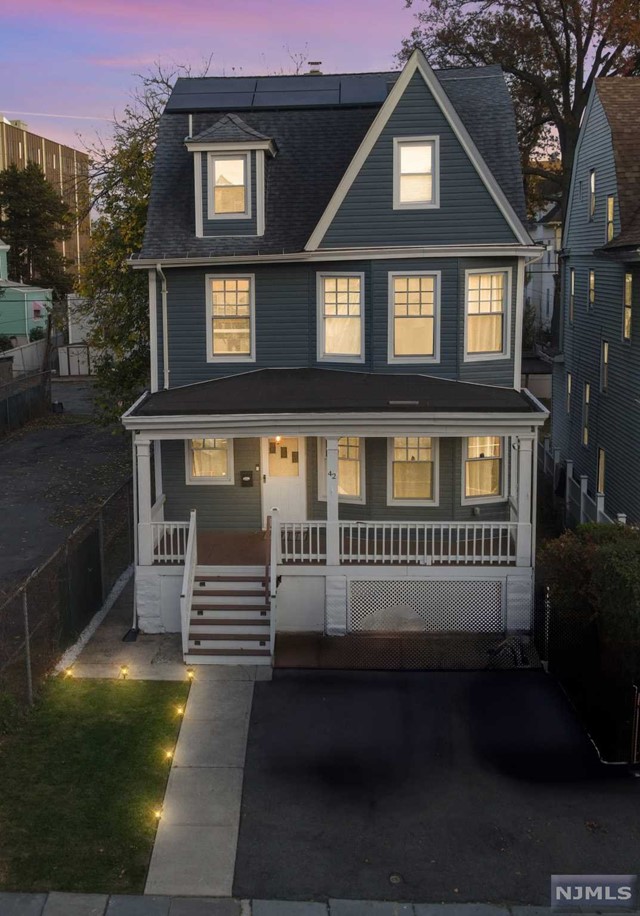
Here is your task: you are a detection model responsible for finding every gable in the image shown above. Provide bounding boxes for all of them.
[315,67,525,250]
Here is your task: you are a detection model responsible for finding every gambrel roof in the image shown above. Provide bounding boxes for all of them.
[140,60,527,260]
[597,77,640,251]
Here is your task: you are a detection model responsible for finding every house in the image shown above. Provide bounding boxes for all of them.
[0,116,91,272]
[525,203,562,332]
[122,50,547,666]
[551,77,640,525]
[0,239,52,343]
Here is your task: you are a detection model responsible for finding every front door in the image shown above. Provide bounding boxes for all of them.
[261,436,307,526]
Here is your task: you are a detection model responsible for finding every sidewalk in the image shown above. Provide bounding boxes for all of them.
[0,895,580,915]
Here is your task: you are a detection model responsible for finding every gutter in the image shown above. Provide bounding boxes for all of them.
[156,263,169,389]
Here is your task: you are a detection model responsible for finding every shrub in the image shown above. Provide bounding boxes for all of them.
[0,335,13,353]
[28,326,45,342]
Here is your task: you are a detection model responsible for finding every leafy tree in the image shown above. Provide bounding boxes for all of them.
[399,0,640,214]
[0,162,74,296]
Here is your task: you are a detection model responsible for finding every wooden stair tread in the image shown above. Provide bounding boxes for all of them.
[190,617,269,627]
[190,632,269,642]
[192,589,266,597]
[196,575,266,583]
[187,647,271,657]
[192,604,270,612]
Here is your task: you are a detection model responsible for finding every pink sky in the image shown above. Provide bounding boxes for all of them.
[1,0,415,151]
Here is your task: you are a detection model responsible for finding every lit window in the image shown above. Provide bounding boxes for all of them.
[318,274,363,360]
[606,195,615,241]
[394,138,438,208]
[569,268,575,324]
[466,271,508,356]
[210,155,248,217]
[589,169,596,220]
[582,383,590,447]
[597,448,606,494]
[588,270,595,310]
[389,437,436,503]
[567,372,572,414]
[318,437,365,503]
[187,438,233,484]
[465,437,503,500]
[390,274,437,360]
[624,273,632,340]
[208,276,254,360]
[601,340,609,392]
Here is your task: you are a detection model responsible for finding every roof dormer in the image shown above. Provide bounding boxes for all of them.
[185,114,276,239]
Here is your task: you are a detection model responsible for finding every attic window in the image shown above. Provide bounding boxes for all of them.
[393,137,439,209]
[208,153,250,219]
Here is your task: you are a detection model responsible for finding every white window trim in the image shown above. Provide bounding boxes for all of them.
[317,437,366,505]
[205,273,256,364]
[386,437,440,507]
[461,436,507,506]
[392,136,440,210]
[206,151,252,221]
[316,271,366,364]
[387,270,441,365]
[463,267,512,363]
[185,438,235,486]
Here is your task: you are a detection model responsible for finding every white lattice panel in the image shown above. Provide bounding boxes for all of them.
[348,579,504,633]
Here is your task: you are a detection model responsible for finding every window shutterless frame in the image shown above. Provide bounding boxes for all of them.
[460,436,507,505]
[623,273,632,341]
[569,268,575,324]
[386,436,440,507]
[316,272,365,363]
[206,152,251,220]
[205,273,256,363]
[387,270,441,364]
[316,437,366,505]
[600,340,609,393]
[463,267,512,362]
[392,136,440,210]
[582,382,590,447]
[588,169,596,221]
[606,195,615,242]
[566,371,572,414]
[588,270,595,310]
[597,448,606,494]
[185,438,234,485]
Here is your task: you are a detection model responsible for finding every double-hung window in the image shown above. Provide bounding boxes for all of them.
[388,437,437,505]
[317,437,365,503]
[589,169,596,220]
[569,268,575,324]
[186,438,233,485]
[624,273,632,340]
[606,195,615,242]
[317,273,364,361]
[582,383,590,447]
[393,137,439,208]
[597,448,606,494]
[601,340,609,392]
[464,437,503,501]
[207,275,255,361]
[566,372,572,414]
[208,154,250,218]
[588,270,595,310]
[465,270,510,359]
[389,272,439,362]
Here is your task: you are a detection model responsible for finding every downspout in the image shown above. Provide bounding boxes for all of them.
[131,432,139,633]
[156,263,169,389]
[24,291,29,338]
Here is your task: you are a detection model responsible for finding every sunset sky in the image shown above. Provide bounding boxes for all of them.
[1,0,415,151]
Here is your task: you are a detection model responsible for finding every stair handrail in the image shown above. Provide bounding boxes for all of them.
[268,507,280,659]
[179,509,198,658]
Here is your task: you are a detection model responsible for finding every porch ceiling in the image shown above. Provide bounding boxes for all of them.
[125,368,546,429]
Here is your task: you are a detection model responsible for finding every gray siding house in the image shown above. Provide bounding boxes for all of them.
[123,50,547,666]
[551,77,640,525]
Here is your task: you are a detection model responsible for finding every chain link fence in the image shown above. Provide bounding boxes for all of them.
[0,479,133,712]
[0,370,52,437]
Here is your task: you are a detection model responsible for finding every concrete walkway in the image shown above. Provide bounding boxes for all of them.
[145,666,270,897]
[0,895,583,915]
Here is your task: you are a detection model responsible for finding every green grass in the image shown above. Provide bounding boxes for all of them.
[0,677,190,893]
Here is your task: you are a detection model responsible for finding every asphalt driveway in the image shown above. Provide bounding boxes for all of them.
[233,670,639,905]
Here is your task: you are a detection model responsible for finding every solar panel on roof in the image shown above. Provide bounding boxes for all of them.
[166,92,256,111]
[255,75,341,91]
[171,77,258,94]
[253,90,340,107]
[339,75,392,104]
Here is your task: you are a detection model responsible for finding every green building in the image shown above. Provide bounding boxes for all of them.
[0,239,52,343]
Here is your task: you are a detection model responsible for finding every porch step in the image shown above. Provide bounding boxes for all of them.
[192,588,266,598]
[185,648,271,665]
[188,645,270,656]
[195,575,266,584]
[189,633,269,645]
[191,605,269,617]
[195,565,265,577]
[191,617,269,627]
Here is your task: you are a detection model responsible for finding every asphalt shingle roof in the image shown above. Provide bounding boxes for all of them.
[189,113,272,144]
[132,368,541,417]
[597,77,640,250]
[139,65,526,260]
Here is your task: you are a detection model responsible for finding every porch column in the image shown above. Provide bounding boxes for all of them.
[515,434,534,567]
[136,438,154,565]
[325,436,340,566]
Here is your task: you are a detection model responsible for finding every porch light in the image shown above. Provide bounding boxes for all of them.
[120,665,129,679]
[275,435,282,444]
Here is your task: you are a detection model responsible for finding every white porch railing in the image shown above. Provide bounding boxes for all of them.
[267,509,280,658]
[179,510,198,657]
[279,520,518,566]
[148,521,190,564]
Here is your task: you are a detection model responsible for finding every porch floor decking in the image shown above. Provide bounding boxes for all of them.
[196,530,267,566]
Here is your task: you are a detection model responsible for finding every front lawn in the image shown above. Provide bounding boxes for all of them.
[0,677,190,893]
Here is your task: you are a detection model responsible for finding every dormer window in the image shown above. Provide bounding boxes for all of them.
[208,154,250,219]
[393,137,439,209]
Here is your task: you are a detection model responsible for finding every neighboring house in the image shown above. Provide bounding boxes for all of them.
[525,203,562,331]
[122,50,547,666]
[0,115,90,272]
[551,77,640,524]
[58,295,97,376]
[0,239,52,342]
